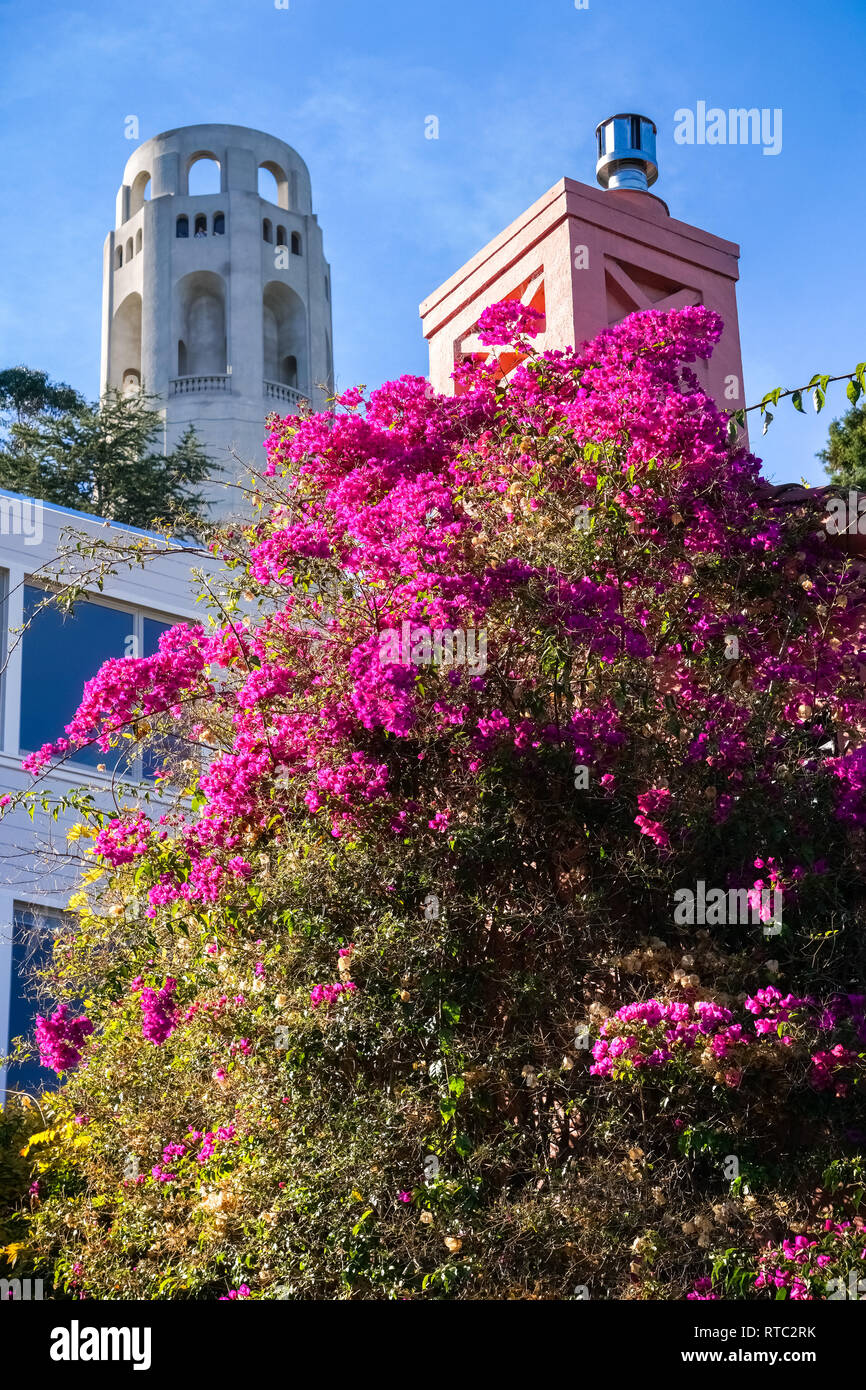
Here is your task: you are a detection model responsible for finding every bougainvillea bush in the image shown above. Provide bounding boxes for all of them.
[4,302,866,1300]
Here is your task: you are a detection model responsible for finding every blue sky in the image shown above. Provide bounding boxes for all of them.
[0,0,864,484]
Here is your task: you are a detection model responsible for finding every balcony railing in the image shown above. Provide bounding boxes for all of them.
[166,377,309,407]
[169,375,232,396]
[264,380,309,408]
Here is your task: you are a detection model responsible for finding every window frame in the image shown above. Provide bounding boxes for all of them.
[0,897,70,1102]
[0,906,71,1100]
[16,581,183,777]
[0,561,198,1100]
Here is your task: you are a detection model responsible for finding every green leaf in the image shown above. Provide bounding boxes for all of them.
[812,387,825,413]
[791,390,805,413]
[351,1209,373,1235]
[847,378,862,406]
[762,410,774,435]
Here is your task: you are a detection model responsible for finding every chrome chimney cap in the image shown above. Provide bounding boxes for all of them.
[595,114,658,192]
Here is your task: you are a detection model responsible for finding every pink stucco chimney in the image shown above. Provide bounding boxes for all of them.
[420,114,745,414]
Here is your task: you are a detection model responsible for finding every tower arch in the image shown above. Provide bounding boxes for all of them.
[186,152,221,196]
[109,291,142,389]
[175,271,227,377]
[129,170,150,215]
[102,124,332,514]
[258,161,287,209]
[262,282,306,392]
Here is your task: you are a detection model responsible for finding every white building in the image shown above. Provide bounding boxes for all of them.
[102,123,334,512]
[0,497,217,1099]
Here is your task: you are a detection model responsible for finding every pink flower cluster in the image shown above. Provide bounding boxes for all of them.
[634,787,674,850]
[92,813,151,866]
[686,1276,719,1301]
[590,997,742,1078]
[189,1124,236,1164]
[35,1004,93,1073]
[309,980,357,1009]
[476,298,545,346]
[140,977,178,1045]
[755,1219,866,1300]
[590,987,863,1093]
[810,1045,859,1097]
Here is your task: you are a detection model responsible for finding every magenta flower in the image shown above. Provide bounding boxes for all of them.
[476,299,544,346]
[140,978,178,1045]
[35,1004,93,1073]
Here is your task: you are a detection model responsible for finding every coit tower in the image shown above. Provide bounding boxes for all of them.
[100,123,334,512]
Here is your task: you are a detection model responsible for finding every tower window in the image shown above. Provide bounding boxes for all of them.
[176,215,189,238]
[262,218,273,244]
[213,212,225,235]
[125,237,133,262]
[258,162,288,208]
[291,231,302,256]
[324,275,330,301]
[194,214,207,238]
[187,154,221,197]
[178,340,188,375]
[135,228,142,254]
[130,171,151,216]
[282,355,298,388]
[115,245,123,269]
[276,226,287,247]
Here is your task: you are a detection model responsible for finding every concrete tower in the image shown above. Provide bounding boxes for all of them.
[101,124,334,512]
[421,114,745,415]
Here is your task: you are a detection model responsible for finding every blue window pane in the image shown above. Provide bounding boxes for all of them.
[5,906,65,1097]
[21,586,132,770]
[143,617,170,657]
[142,618,176,778]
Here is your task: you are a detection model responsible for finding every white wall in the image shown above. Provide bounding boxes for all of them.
[0,491,217,1097]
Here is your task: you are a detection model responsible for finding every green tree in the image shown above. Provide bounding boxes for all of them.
[0,366,85,425]
[0,388,215,531]
[818,400,866,490]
